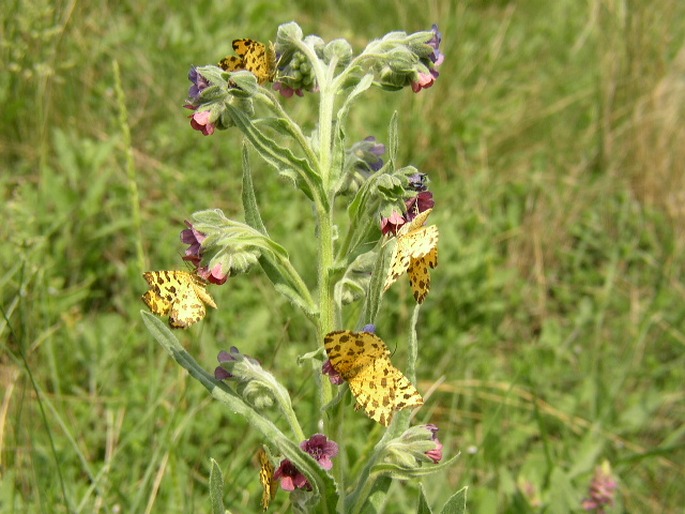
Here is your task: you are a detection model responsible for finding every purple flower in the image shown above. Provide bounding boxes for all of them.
[322,359,344,385]
[300,434,339,471]
[181,220,206,267]
[361,324,376,333]
[381,210,407,236]
[361,136,386,172]
[423,424,443,464]
[427,24,444,66]
[407,172,429,192]
[214,348,239,380]
[187,66,210,101]
[214,347,259,380]
[274,434,339,492]
[582,462,617,513]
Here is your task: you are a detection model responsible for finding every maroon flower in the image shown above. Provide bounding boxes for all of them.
[405,191,435,221]
[273,81,304,98]
[322,359,344,385]
[300,434,339,471]
[274,434,339,492]
[381,210,407,236]
[273,460,310,492]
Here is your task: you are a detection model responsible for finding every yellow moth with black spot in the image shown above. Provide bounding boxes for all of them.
[257,447,277,510]
[141,270,216,329]
[219,38,276,85]
[324,330,424,426]
[383,208,439,304]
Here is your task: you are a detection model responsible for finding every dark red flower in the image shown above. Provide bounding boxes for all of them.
[273,434,339,491]
[300,434,339,471]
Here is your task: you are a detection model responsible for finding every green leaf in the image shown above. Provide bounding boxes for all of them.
[209,458,226,514]
[241,145,316,314]
[241,144,269,236]
[546,468,577,514]
[225,103,322,203]
[364,476,391,513]
[417,483,433,514]
[336,73,374,124]
[440,486,468,514]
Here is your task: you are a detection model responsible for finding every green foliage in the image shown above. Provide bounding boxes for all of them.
[2,0,684,512]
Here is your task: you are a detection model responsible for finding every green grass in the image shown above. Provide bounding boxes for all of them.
[2,0,685,512]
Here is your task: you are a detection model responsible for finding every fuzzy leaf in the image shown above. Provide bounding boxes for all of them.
[440,487,468,514]
[241,145,268,236]
[209,458,226,514]
[225,103,321,201]
[417,483,433,514]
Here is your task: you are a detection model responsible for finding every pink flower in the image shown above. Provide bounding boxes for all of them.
[180,220,206,267]
[423,424,443,464]
[411,71,437,93]
[189,109,215,135]
[197,262,229,285]
[381,210,407,236]
[582,462,617,513]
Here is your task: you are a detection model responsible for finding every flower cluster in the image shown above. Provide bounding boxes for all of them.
[274,434,339,491]
[411,24,444,93]
[273,45,319,97]
[378,424,444,475]
[381,171,435,235]
[185,67,216,135]
[181,221,229,284]
[370,24,445,93]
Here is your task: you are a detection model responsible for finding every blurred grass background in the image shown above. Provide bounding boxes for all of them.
[2,0,684,512]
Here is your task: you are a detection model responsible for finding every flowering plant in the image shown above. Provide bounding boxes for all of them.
[141,21,465,513]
